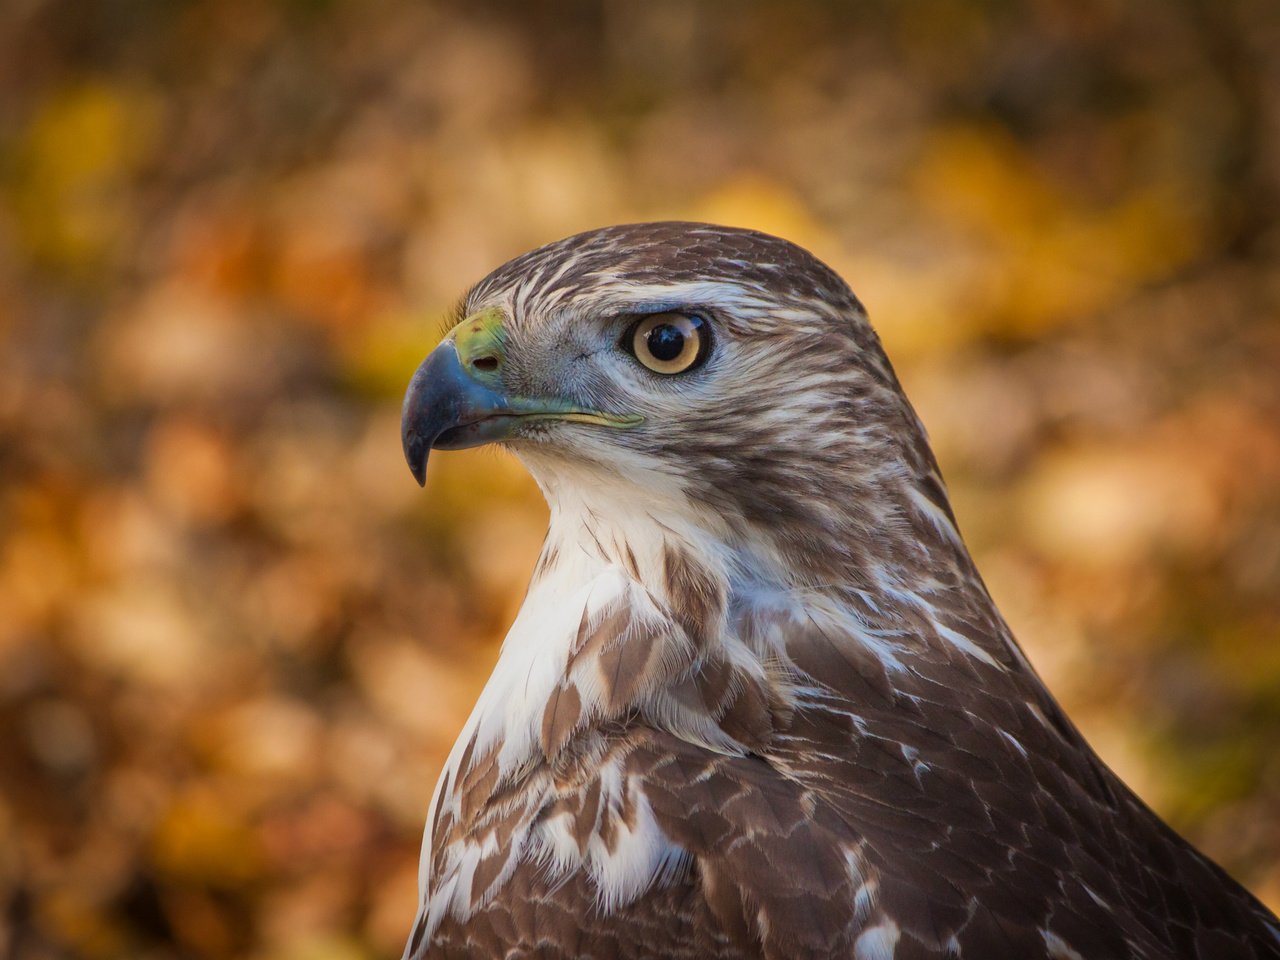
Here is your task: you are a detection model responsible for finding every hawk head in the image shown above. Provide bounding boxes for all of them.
[402,222,950,586]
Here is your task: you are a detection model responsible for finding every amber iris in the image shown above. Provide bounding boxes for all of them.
[629,313,710,374]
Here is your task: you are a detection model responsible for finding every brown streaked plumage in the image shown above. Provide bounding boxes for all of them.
[400,222,1280,959]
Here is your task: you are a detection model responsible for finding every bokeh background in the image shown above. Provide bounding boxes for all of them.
[2,1,1279,957]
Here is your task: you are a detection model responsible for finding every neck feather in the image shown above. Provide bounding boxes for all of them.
[411,457,1067,941]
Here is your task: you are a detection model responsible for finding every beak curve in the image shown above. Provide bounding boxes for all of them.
[401,341,513,486]
[400,340,643,487]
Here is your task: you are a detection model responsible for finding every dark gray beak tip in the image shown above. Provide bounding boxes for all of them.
[403,427,429,487]
[401,347,447,488]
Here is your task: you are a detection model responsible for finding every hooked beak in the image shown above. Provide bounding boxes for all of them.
[401,315,642,486]
[401,341,511,486]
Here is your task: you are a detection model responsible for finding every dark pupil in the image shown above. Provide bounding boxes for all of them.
[646,323,685,362]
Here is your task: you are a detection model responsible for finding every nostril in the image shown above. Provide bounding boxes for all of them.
[472,355,499,372]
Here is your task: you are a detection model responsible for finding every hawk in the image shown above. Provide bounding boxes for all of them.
[399,222,1280,959]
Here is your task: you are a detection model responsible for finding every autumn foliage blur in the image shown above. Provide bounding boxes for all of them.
[1,1,1279,957]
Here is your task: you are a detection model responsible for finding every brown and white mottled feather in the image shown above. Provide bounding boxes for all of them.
[405,223,1280,959]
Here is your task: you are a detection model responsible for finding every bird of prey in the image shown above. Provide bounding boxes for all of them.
[399,222,1280,959]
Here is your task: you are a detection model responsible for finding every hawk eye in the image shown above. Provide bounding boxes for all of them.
[627,313,710,375]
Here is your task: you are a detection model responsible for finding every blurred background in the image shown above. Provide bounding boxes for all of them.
[1,0,1278,957]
